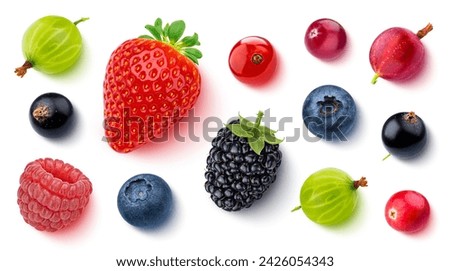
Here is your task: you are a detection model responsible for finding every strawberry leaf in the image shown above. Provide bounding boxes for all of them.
[144,25,161,40]
[154,18,163,30]
[139,34,154,39]
[182,48,203,64]
[163,23,170,39]
[180,33,200,47]
[168,20,186,43]
[141,18,202,65]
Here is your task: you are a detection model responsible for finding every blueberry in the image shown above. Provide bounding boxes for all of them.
[302,85,357,141]
[381,112,427,159]
[117,174,173,229]
[29,92,75,138]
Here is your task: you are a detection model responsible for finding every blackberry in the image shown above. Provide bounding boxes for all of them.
[204,111,283,211]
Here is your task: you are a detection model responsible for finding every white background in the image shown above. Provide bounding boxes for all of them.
[1,0,448,270]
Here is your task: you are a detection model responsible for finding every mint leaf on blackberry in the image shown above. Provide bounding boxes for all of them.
[204,111,283,211]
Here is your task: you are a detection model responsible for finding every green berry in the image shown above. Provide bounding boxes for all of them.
[292,167,367,226]
[15,15,88,77]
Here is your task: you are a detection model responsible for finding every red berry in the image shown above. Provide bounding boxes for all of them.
[228,36,277,85]
[370,23,433,84]
[304,18,347,60]
[103,18,202,153]
[17,158,93,232]
[385,190,430,233]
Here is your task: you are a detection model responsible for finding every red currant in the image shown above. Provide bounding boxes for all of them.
[385,190,430,233]
[228,36,277,85]
[304,18,347,60]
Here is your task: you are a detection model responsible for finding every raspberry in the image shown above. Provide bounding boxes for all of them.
[17,158,93,232]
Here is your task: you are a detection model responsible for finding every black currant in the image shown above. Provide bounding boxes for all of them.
[381,112,427,159]
[29,92,75,138]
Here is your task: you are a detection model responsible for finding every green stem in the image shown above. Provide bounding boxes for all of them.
[74,17,89,26]
[254,111,264,128]
[382,153,392,161]
[291,206,301,212]
[371,73,379,84]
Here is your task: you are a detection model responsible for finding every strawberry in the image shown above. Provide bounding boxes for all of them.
[103,18,202,153]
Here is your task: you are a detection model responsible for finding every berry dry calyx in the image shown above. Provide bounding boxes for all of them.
[205,111,283,211]
[15,15,88,77]
[103,18,202,153]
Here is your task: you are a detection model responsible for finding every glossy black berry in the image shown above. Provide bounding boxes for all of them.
[204,112,283,211]
[381,112,427,159]
[29,92,74,138]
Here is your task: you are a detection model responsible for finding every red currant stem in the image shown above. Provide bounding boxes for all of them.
[382,153,392,161]
[14,60,33,78]
[371,73,380,84]
[353,177,368,189]
[416,23,433,39]
[73,17,89,26]
[291,205,302,212]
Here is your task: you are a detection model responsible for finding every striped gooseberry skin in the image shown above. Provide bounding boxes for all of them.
[21,15,84,74]
[300,168,364,226]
